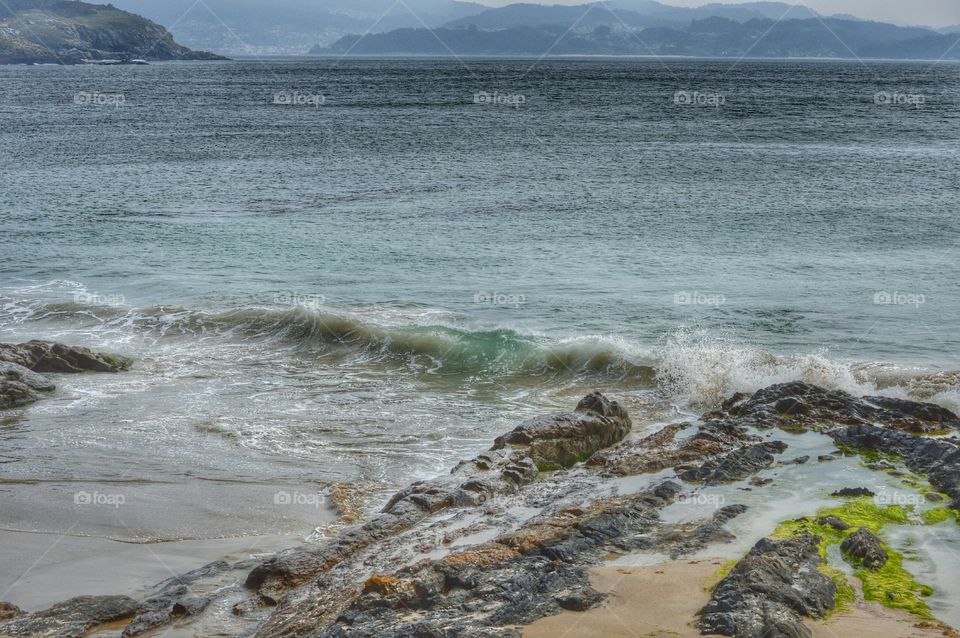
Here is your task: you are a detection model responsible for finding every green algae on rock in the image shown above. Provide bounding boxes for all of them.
[772,498,936,619]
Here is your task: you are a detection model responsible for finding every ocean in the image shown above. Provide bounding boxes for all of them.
[1,58,959,611]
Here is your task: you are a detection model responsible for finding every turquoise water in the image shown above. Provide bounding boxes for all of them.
[1,58,959,540]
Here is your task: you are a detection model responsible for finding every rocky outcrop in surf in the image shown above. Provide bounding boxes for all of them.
[245,392,633,601]
[0,361,53,409]
[712,381,960,433]
[3,384,958,637]
[0,595,139,638]
[586,416,787,484]
[0,340,132,374]
[0,341,131,410]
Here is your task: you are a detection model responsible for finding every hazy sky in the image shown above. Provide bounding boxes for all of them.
[482,0,960,27]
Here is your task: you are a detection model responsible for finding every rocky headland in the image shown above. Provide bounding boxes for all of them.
[0,0,224,64]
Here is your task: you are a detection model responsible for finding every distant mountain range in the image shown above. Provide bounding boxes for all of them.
[311,4,960,60]
[85,0,487,56]
[0,0,222,64]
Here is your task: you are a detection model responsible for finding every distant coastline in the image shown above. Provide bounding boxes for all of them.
[309,17,960,61]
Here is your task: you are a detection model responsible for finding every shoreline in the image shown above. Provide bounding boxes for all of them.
[2,343,959,636]
[525,560,960,638]
[0,530,298,613]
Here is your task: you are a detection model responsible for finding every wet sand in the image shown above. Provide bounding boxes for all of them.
[524,560,957,638]
[0,529,298,612]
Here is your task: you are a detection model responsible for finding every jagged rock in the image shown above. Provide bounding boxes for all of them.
[699,534,837,638]
[586,414,785,486]
[256,481,747,637]
[0,362,56,391]
[0,602,22,621]
[841,528,888,570]
[678,441,786,484]
[0,341,132,374]
[661,504,750,558]
[247,394,630,601]
[832,487,876,498]
[816,516,851,531]
[245,448,537,601]
[0,361,56,409]
[492,391,632,468]
[863,396,958,432]
[0,379,39,409]
[0,595,138,638]
[786,455,810,465]
[830,425,960,507]
[280,482,743,638]
[122,561,229,636]
[709,382,960,433]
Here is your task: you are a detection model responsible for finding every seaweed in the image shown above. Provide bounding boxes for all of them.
[772,498,934,618]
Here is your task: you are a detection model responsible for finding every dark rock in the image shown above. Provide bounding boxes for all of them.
[248,394,630,601]
[841,528,888,570]
[662,505,750,558]
[0,341,132,374]
[699,534,837,638]
[831,487,876,498]
[721,392,750,414]
[830,425,960,507]
[710,382,960,433]
[0,362,56,391]
[786,456,810,465]
[246,448,538,600]
[0,362,56,409]
[749,477,773,487]
[122,561,229,636]
[586,422,738,477]
[818,454,837,462]
[493,391,632,468]
[0,595,138,638]
[0,379,40,409]
[864,396,958,432]
[269,482,742,638]
[678,442,786,484]
[816,516,851,531]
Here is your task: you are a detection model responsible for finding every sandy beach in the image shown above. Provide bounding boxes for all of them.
[525,560,959,638]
